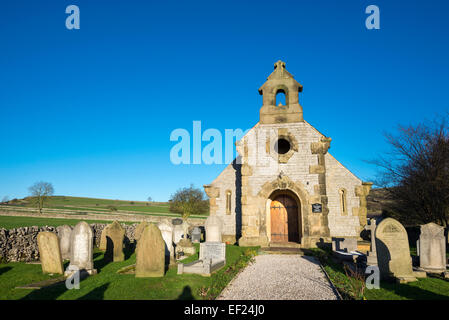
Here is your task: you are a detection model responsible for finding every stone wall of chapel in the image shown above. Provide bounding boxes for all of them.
[325,154,362,237]
[247,122,322,198]
[209,120,365,240]
[209,163,237,237]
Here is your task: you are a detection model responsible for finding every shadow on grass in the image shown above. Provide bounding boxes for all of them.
[77,282,110,300]
[94,255,111,273]
[177,286,195,300]
[380,281,449,300]
[124,241,135,260]
[20,282,68,300]
[0,266,12,276]
[94,244,135,273]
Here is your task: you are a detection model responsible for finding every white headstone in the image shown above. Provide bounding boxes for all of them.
[205,215,223,242]
[65,221,96,275]
[418,222,446,272]
[173,224,183,244]
[158,221,174,262]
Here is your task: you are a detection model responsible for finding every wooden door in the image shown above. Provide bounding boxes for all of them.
[270,195,299,243]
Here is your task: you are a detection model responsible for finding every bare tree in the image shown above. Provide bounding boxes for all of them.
[28,181,54,214]
[370,115,449,226]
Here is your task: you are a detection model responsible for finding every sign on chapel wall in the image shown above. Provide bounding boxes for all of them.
[312,203,322,213]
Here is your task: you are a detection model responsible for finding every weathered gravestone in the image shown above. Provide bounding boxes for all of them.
[158,220,174,265]
[417,222,447,274]
[205,215,223,242]
[375,218,424,283]
[65,221,97,276]
[135,221,149,242]
[37,232,64,274]
[135,224,165,277]
[56,225,72,260]
[99,224,111,251]
[191,227,201,243]
[105,221,125,262]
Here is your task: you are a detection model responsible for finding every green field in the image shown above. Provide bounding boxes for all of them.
[0,245,257,300]
[0,216,137,229]
[1,196,208,219]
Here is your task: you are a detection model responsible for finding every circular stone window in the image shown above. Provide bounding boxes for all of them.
[275,138,291,154]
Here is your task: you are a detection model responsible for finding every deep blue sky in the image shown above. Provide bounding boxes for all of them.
[1,0,448,201]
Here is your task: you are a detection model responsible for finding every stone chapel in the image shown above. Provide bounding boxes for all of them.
[204,61,372,248]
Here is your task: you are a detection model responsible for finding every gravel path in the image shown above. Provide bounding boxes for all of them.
[217,254,338,300]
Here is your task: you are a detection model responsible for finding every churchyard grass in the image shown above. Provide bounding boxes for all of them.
[305,247,449,300]
[0,244,257,300]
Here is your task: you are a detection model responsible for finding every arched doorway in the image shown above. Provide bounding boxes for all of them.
[270,193,301,243]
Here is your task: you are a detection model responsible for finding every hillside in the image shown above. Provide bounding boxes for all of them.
[0,196,207,220]
[366,187,393,218]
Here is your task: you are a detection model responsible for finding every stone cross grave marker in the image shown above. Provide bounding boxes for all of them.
[364,218,377,266]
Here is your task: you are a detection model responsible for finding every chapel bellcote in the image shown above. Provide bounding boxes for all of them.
[259,60,304,124]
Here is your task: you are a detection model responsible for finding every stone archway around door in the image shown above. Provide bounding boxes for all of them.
[267,190,302,244]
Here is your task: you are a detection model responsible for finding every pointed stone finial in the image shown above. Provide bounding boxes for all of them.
[274,60,286,70]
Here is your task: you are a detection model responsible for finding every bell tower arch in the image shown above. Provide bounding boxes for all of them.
[258,60,304,124]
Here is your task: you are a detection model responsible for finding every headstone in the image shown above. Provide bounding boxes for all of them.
[37,232,64,274]
[205,215,223,242]
[191,227,201,243]
[99,224,111,251]
[158,220,174,265]
[200,242,226,262]
[417,222,447,273]
[65,221,96,276]
[331,237,357,252]
[364,218,377,266]
[56,225,72,260]
[178,232,226,276]
[135,224,165,277]
[173,224,184,244]
[375,218,420,283]
[134,221,149,242]
[105,221,125,262]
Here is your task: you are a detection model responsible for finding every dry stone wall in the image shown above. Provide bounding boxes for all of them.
[0,223,138,263]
